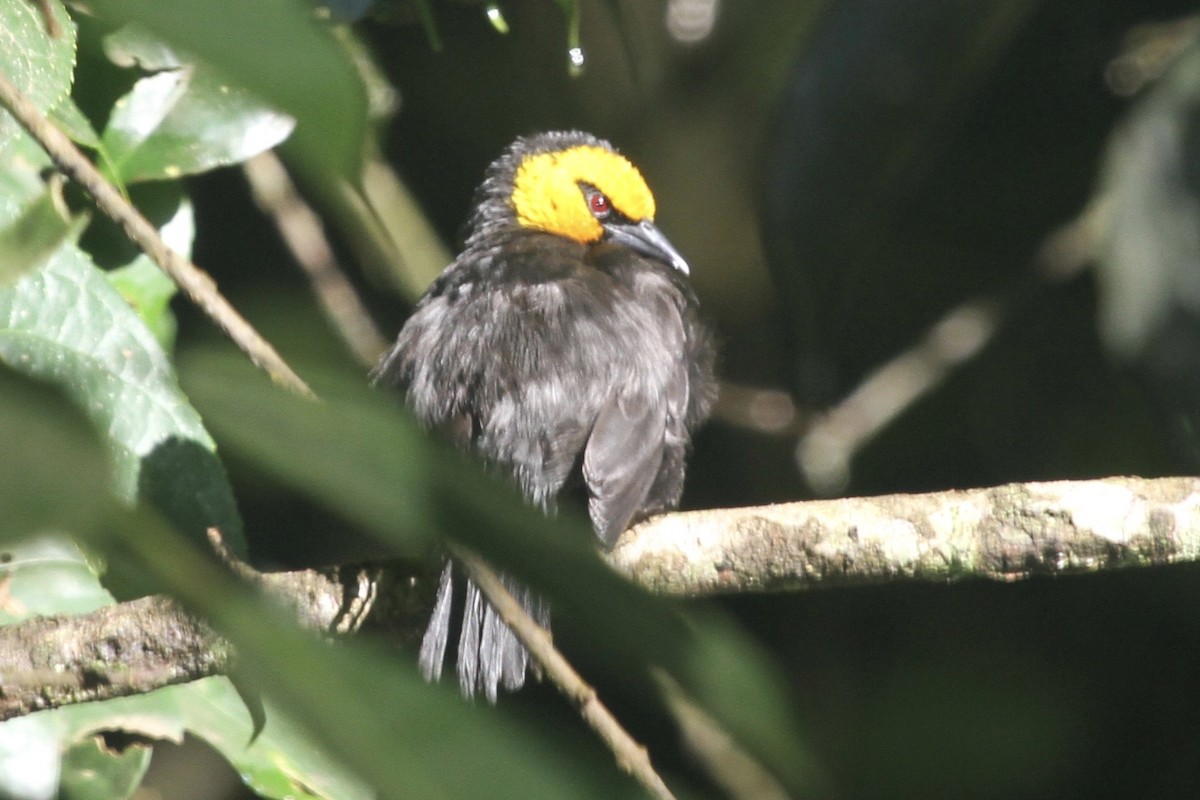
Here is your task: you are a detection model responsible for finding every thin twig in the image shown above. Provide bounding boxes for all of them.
[656,672,793,800]
[0,68,314,398]
[243,152,389,368]
[448,543,677,800]
[796,296,1002,494]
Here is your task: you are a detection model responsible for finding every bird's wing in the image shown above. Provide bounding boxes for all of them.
[583,391,668,549]
[583,291,690,548]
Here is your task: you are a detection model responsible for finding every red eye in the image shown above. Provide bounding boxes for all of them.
[588,190,611,217]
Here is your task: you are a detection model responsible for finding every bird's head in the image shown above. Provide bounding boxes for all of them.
[465,131,690,274]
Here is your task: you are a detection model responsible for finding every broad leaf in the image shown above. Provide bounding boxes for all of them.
[101,66,294,183]
[174,679,372,800]
[0,239,243,551]
[102,508,634,800]
[181,351,820,794]
[0,370,110,543]
[0,531,369,800]
[0,0,75,155]
[90,0,366,180]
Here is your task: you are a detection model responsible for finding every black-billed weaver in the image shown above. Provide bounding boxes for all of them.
[373,130,716,701]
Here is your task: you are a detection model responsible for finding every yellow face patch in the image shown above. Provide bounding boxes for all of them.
[510,145,656,243]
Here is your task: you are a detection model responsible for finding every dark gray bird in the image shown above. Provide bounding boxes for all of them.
[372,130,716,701]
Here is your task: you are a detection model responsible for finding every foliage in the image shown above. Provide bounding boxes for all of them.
[0,1,814,798]
[7,0,1200,798]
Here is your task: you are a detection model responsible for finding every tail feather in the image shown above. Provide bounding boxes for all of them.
[418,561,455,682]
[418,560,549,701]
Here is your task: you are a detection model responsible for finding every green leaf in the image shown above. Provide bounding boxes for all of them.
[90,0,366,180]
[102,22,185,71]
[180,352,434,553]
[101,66,294,183]
[0,0,76,155]
[49,94,102,150]
[58,735,152,800]
[103,508,633,800]
[104,192,188,350]
[0,369,111,541]
[0,242,243,552]
[105,257,178,350]
[173,678,372,800]
[0,184,87,286]
[0,526,366,800]
[0,536,111,622]
[180,350,821,794]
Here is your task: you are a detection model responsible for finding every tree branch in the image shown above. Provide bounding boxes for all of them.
[0,563,383,720]
[6,475,1197,720]
[611,476,1200,594]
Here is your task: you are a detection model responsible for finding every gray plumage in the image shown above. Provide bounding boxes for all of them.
[372,131,716,701]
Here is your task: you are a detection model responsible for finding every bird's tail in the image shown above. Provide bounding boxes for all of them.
[418,560,549,702]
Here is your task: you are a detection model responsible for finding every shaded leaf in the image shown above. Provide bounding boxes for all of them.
[174,678,371,800]
[0,536,110,623]
[180,351,435,554]
[0,368,110,541]
[58,735,152,800]
[102,67,294,183]
[101,507,633,800]
[0,183,87,286]
[0,239,243,552]
[104,192,188,350]
[102,22,185,71]
[181,350,820,794]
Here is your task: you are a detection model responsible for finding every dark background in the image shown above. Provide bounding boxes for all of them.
[182,1,1200,796]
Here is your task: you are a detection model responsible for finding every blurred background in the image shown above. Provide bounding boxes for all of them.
[171,0,1200,796]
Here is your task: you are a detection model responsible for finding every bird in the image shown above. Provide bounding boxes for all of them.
[372,130,717,701]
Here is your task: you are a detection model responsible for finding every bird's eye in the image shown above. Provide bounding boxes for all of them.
[587,190,611,218]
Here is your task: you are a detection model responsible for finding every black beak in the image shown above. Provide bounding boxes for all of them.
[602,219,690,275]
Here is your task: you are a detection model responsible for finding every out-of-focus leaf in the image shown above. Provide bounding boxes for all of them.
[0,524,368,800]
[1096,43,1200,360]
[181,350,821,794]
[0,536,110,622]
[0,185,86,285]
[174,678,371,800]
[90,0,366,180]
[105,256,178,350]
[181,352,434,553]
[0,369,109,543]
[0,684,178,800]
[58,736,151,800]
[0,0,75,155]
[0,131,51,202]
[0,233,242,551]
[102,22,185,71]
[94,506,635,800]
[102,67,294,183]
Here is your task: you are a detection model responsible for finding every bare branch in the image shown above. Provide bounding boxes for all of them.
[0,564,382,721]
[611,476,1200,595]
[243,152,389,367]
